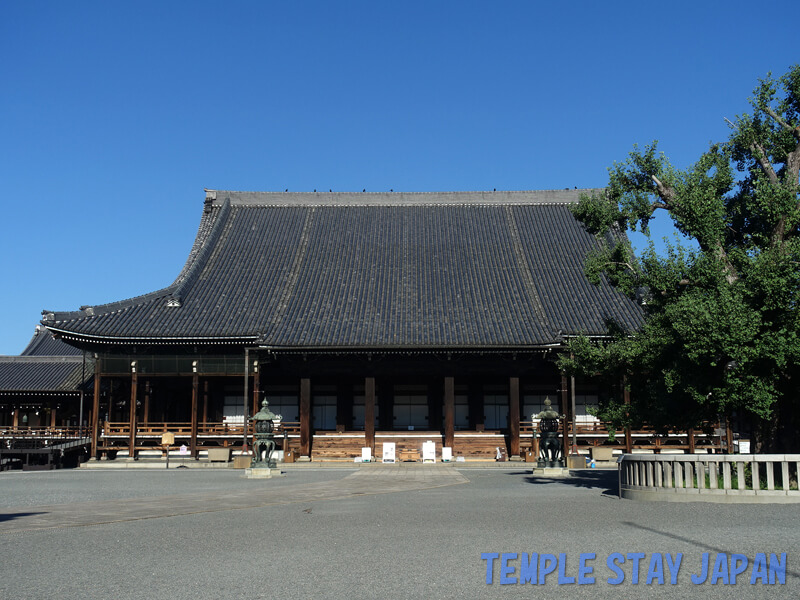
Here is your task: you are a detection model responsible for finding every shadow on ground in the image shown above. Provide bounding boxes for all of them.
[0,512,46,523]
[519,469,619,497]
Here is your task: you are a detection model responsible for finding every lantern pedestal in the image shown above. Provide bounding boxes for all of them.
[245,467,273,479]
[245,467,285,479]
[531,466,570,477]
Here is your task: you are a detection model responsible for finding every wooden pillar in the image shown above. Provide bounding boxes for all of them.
[444,376,455,449]
[688,427,696,454]
[725,417,733,454]
[509,376,520,457]
[202,380,209,425]
[91,361,102,459]
[143,380,150,425]
[623,379,632,454]
[561,373,570,460]
[365,377,375,453]
[252,364,260,416]
[299,378,311,457]
[12,408,19,428]
[191,373,199,459]
[128,369,137,458]
[243,349,250,453]
[50,406,57,428]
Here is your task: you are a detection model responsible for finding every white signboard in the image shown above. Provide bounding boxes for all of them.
[361,447,372,462]
[442,447,452,462]
[382,442,396,463]
[422,441,436,463]
[738,440,750,454]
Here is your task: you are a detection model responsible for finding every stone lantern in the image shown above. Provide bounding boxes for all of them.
[249,399,282,469]
[536,397,565,468]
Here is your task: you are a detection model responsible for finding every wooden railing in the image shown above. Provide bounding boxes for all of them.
[94,421,302,455]
[1,426,85,440]
[101,421,301,437]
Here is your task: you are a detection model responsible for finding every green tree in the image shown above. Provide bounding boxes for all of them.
[562,65,800,452]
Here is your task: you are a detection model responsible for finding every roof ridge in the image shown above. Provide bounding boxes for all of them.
[208,188,598,194]
[209,189,601,208]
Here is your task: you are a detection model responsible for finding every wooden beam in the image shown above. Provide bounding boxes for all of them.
[128,371,137,458]
[444,376,455,450]
[299,377,311,457]
[509,376,520,457]
[190,373,199,458]
[365,377,375,453]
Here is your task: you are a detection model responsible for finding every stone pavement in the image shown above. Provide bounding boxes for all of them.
[1,467,798,600]
[0,465,468,534]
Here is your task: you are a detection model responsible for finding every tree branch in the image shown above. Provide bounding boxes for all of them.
[750,142,780,185]
[650,175,675,204]
[763,106,800,139]
[605,260,637,273]
[714,243,739,284]
[788,138,800,186]
[788,139,800,215]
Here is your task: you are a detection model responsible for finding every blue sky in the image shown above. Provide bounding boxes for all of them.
[1,1,797,354]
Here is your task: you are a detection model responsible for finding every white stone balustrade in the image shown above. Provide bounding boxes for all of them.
[618,454,800,503]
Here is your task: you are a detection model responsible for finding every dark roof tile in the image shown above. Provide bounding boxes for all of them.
[43,190,642,348]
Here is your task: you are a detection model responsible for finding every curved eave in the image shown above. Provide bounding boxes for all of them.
[45,327,258,347]
[0,390,82,397]
[45,326,624,354]
[257,343,563,355]
[44,327,573,354]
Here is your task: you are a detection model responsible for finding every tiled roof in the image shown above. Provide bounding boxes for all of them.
[20,328,83,356]
[42,190,642,349]
[0,329,90,394]
[0,358,86,394]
